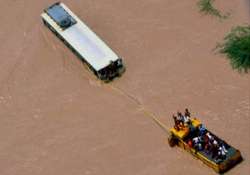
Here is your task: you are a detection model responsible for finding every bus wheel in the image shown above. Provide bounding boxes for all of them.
[168,134,177,147]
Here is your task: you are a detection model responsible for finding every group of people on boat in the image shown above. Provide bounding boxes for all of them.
[188,127,228,161]
[172,108,191,131]
[172,109,228,161]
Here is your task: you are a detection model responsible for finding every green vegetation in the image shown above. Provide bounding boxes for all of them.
[197,0,228,19]
[217,26,250,72]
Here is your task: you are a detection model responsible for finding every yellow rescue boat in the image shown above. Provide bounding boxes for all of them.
[168,118,242,174]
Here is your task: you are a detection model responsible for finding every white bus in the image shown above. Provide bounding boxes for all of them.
[41,2,125,81]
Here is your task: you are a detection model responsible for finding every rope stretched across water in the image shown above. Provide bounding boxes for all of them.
[107,83,170,134]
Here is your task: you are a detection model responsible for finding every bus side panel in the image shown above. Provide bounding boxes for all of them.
[42,18,98,76]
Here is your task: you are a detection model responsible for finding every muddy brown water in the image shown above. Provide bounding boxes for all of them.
[0,0,249,175]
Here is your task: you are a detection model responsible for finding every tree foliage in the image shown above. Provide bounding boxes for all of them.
[197,0,228,19]
[217,26,250,72]
[198,0,220,17]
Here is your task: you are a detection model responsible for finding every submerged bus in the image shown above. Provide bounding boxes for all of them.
[41,2,125,81]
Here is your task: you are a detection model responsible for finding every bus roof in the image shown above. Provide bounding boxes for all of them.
[45,3,77,29]
[41,2,119,71]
